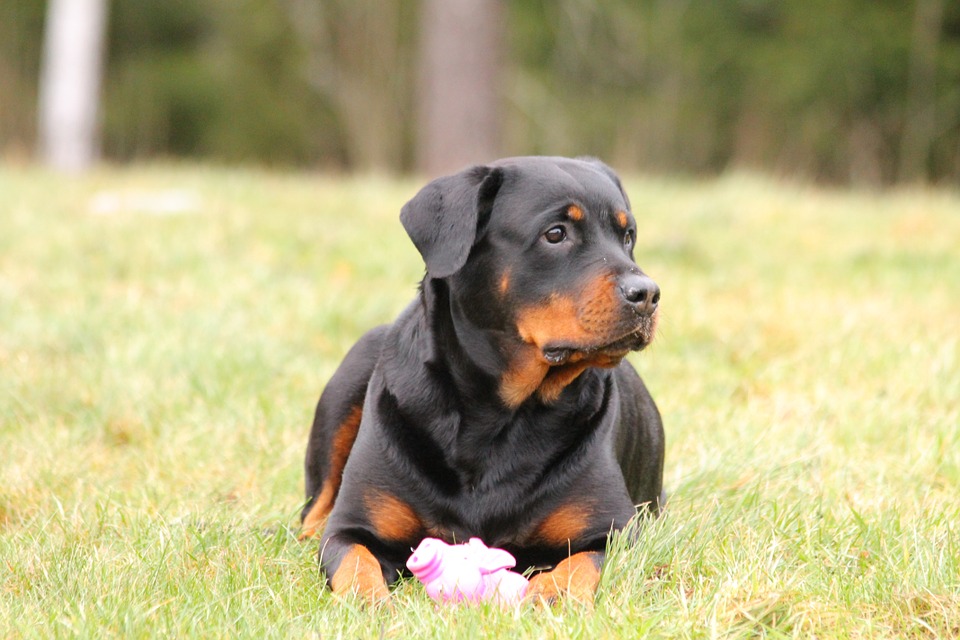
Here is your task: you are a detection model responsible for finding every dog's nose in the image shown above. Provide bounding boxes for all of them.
[619,273,660,316]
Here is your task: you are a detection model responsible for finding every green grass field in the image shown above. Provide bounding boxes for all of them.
[1,165,958,638]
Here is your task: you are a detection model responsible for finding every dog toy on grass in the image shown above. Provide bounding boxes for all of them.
[406,537,529,606]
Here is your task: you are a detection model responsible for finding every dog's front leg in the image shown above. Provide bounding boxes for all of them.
[320,537,390,605]
[525,551,604,606]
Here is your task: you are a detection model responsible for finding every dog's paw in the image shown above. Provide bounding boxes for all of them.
[524,552,602,608]
[330,545,392,607]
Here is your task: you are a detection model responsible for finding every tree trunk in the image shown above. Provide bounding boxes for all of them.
[285,0,408,173]
[37,0,108,172]
[899,0,944,183]
[416,0,504,176]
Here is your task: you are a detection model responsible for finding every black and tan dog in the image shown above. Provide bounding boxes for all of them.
[301,156,664,605]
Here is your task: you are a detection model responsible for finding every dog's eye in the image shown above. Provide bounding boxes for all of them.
[544,226,567,244]
[624,230,636,248]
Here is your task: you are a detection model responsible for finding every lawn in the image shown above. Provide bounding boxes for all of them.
[1,165,958,638]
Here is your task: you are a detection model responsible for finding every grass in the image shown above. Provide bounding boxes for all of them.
[1,164,958,638]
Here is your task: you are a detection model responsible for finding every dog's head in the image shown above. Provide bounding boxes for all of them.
[401,156,659,406]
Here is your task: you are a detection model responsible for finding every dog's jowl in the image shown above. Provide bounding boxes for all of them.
[301,156,665,605]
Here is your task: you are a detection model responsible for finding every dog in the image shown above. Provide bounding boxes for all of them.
[300,156,664,605]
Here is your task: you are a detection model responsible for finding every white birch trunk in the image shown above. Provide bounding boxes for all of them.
[37,0,108,172]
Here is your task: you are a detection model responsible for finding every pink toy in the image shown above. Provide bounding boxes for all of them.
[406,537,529,606]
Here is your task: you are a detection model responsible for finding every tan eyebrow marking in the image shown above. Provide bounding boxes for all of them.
[616,211,629,228]
[567,205,584,221]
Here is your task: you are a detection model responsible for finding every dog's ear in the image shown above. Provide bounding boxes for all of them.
[400,165,504,278]
[577,156,631,211]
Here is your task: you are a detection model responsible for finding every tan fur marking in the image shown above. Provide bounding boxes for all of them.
[505,350,624,408]
[500,344,550,407]
[332,406,363,473]
[525,551,602,606]
[499,269,511,296]
[616,211,629,228]
[366,492,422,541]
[567,205,584,221]
[330,544,389,602]
[299,406,363,539]
[515,275,621,349]
[300,482,335,539]
[575,275,623,336]
[535,503,592,545]
[537,363,591,403]
[515,295,590,346]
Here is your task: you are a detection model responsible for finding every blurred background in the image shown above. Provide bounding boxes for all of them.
[2,0,959,184]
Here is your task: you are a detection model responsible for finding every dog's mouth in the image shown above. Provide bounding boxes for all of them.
[540,314,657,367]
[502,305,659,407]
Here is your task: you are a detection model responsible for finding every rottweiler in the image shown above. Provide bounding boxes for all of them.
[301,156,664,605]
